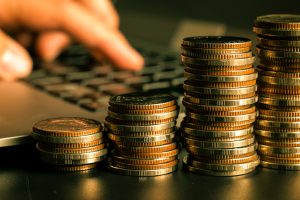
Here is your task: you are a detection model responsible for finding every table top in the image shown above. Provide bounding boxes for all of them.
[0,144,299,200]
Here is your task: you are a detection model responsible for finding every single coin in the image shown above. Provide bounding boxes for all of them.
[113,159,178,170]
[108,105,178,115]
[182,120,251,131]
[256,135,300,147]
[112,155,177,165]
[256,119,300,129]
[182,36,252,49]
[181,126,253,138]
[186,156,260,171]
[104,120,176,132]
[181,45,251,54]
[110,127,175,137]
[257,103,300,112]
[260,155,300,164]
[186,142,257,156]
[108,132,176,143]
[181,55,255,66]
[114,142,177,153]
[185,92,256,101]
[184,134,255,148]
[37,146,108,160]
[258,114,300,122]
[253,26,300,37]
[254,14,300,30]
[254,129,300,139]
[185,117,255,127]
[107,109,179,121]
[258,144,300,154]
[37,142,106,153]
[37,139,104,149]
[107,159,178,176]
[32,117,102,137]
[186,79,256,89]
[257,36,300,48]
[115,148,179,159]
[257,46,300,59]
[187,111,258,122]
[259,74,300,85]
[190,153,259,164]
[257,84,300,95]
[183,157,256,176]
[259,96,300,107]
[257,66,300,78]
[49,163,98,172]
[114,139,176,147]
[183,100,251,111]
[183,82,257,95]
[260,160,300,170]
[32,131,103,144]
[185,104,256,116]
[184,66,254,75]
[184,96,257,107]
[184,71,257,82]
[259,64,300,73]
[181,50,253,59]
[41,155,106,165]
[106,116,176,126]
[109,92,176,110]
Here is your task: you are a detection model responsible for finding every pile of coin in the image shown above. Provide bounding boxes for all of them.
[32,117,107,171]
[105,92,180,176]
[180,36,260,176]
[253,14,300,170]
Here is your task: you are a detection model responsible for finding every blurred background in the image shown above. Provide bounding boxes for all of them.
[115,0,300,51]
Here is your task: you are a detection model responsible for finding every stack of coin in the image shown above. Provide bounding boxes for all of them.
[32,117,107,171]
[180,36,260,176]
[253,14,300,170]
[105,92,180,176]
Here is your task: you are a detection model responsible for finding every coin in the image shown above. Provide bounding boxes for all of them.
[108,105,178,115]
[181,55,255,66]
[112,155,177,165]
[38,142,106,153]
[184,71,257,82]
[113,159,178,170]
[115,148,180,159]
[186,111,258,122]
[260,160,300,170]
[107,110,179,121]
[181,50,253,59]
[258,144,300,154]
[109,92,176,110]
[257,36,300,48]
[182,36,252,49]
[108,132,176,143]
[254,129,300,139]
[254,14,300,30]
[32,117,103,137]
[114,142,177,153]
[49,163,98,172]
[41,155,106,165]
[181,45,251,54]
[190,153,259,164]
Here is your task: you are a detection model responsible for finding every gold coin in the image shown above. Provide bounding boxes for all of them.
[108,132,175,143]
[185,117,255,127]
[185,105,256,116]
[49,163,98,172]
[260,155,300,164]
[113,159,178,170]
[110,127,175,137]
[258,84,300,95]
[258,144,300,154]
[184,71,257,82]
[182,120,251,131]
[37,139,104,149]
[260,160,300,170]
[254,14,300,30]
[184,65,254,74]
[112,155,177,165]
[108,105,178,115]
[185,92,256,100]
[115,148,180,159]
[37,142,106,153]
[257,135,300,147]
[181,50,253,59]
[253,26,300,37]
[254,129,300,139]
[32,117,103,137]
[114,142,177,153]
[181,45,251,54]
[183,157,256,176]
[257,36,300,48]
[186,79,256,88]
[257,66,300,78]
[257,103,300,111]
[106,116,176,126]
[114,139,176,147]
[184,133,253,142]
[181,55,255,66]
[190,152,259,164]
[183,100,251,111]
[259,74,300,86]
[259,108,300,117]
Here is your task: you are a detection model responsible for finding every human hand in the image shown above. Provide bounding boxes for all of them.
[0,0,144,81]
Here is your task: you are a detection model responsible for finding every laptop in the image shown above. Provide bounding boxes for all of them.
[0,3,230,147]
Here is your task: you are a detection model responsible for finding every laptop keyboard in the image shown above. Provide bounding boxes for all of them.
[25,45,184,112]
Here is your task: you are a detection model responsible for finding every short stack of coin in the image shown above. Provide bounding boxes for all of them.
[253,14,300,170]
[180,36,260,176]
[105,92,180,176]
[32,117,107,171]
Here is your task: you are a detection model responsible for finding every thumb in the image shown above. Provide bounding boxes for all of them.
[0,31,32,81]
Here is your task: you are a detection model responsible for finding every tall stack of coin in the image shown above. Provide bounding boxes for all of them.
[253,14,300,170]
[105,92,180,176]
[180,36,260,176]
[32,117,107,171]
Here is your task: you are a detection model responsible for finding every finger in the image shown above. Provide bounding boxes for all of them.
[0,31,32,81]
[79,0,119,29]
[36,31,70,61]
[61,2,144,70]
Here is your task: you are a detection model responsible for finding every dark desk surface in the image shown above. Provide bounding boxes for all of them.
[0,144,299,200]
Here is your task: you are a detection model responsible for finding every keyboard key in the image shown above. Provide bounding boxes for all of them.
[81,77,113,89]
[142,81,170,91]
[29,76,65,88]
[65,71,96,82]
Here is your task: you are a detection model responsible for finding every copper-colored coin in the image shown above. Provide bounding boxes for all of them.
[109,92,176,110]
[257,84,300,95]
[112,155,177,165]
[259,108,300,117]
[182,120,251,131]
[181,45,251,54]
[106,116,176,126]
[114,159,178,170]
[183,100,251,111]
[190,153,259,164]
[110,127,175,137]
[187,151,256,159]
[115,148,180,159]
[108,105,178,115]
[257,66,300,78]
[49,163,97,172]
[181,50,253,59]
[37,142,106,153]
[185,117,255,127]
[257,103,300,112]
[185,92,256,100]
[183,133,254,142]
[114,139,176,147]
[37,139,104,149]
[185,105,256,116]
[114,142,177,153]
[256,135,300,147]
[184,65,254,73]
[254,14,300,30]
[32,117,102,137]
[260,155,300,164]
[186,79,256,88]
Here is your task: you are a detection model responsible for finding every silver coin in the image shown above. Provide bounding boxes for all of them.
[181,55,255,66]
[40,154,107,165]
[259,96,300,106]
[187,111,258,122]
[183,95,258,106]
[108,132,176,143]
